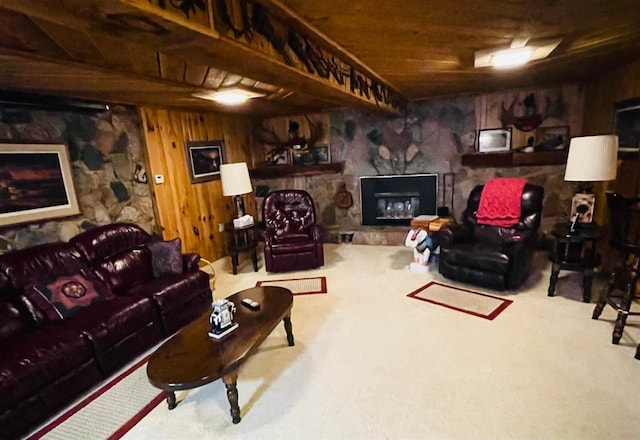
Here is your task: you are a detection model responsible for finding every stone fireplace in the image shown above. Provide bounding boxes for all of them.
[360,174,438,226]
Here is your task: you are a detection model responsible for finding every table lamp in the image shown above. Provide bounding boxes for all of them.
[564,135,618,231]
[220,162,253,219]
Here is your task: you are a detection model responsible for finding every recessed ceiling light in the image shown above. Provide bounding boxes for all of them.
[192,87,266,105]
[474,38,562,69]
[490,48,534,68]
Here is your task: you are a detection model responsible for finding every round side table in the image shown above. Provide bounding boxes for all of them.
[548,222,602,303]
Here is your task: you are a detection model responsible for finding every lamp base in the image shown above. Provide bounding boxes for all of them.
[234,195,245,218]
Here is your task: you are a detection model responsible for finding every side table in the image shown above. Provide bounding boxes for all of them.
[548,222,602,303]
[227,223,259,275]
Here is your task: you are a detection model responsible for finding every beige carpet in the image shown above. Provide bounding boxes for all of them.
[30,244,640,440]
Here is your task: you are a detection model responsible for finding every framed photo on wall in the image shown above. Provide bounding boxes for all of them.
[535,125,570,150]
[185,140,225,184]
[311,145,331,164]
[0,143,80,227]
[477,128,512,153]
[614,98,640,151]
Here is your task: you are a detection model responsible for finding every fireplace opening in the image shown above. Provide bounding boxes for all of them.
[360,174,438,226]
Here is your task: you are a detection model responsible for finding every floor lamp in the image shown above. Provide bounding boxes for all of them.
[220,162,253,224]
[564,135,618,232]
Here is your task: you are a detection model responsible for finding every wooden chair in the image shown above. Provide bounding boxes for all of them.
[592,193,640,346]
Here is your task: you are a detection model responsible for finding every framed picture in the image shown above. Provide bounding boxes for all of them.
[477,128,512,153]
[535,125,570,150]
[185,140,224,183]
[613,98,640,151]
[311,145,331,164]
[0,143,80,227]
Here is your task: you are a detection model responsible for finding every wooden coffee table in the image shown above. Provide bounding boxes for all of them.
[146,286,294,424]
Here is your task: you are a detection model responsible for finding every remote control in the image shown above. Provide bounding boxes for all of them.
[241,298,260,310]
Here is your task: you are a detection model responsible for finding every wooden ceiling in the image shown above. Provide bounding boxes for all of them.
[0,1,639,116]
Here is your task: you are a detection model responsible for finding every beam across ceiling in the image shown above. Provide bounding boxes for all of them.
[0,0,407,115]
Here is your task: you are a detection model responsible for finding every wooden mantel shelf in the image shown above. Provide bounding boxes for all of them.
[461,150,569,167]
[250,162,343,179]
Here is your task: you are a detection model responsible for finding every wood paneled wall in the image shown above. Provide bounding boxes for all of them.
[583,61,640,220]
[139,107,257,262]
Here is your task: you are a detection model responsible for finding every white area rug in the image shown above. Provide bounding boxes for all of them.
[407,281,512,320]
[26,356,163,440]
[255,276,326,295]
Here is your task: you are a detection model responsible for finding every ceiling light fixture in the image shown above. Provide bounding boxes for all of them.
[474,38,562,69]
[192,87,265,106]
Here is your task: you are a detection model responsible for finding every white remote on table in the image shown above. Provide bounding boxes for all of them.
[241,298,260,310]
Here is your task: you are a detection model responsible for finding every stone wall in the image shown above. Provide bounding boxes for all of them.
[255,83,585,239]
[0,105,156,253]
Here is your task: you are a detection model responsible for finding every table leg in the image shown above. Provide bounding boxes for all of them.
[547,263,560,297]
[231,252,239,275]
[222,371,241,424]
[582,269,593,303]
[251,250,258,272]
[283,315,294,346]
[166,390,177,410]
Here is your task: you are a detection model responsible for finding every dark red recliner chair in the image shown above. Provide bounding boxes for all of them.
[262,190,324,273]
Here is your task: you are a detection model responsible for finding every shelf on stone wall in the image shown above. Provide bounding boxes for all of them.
[461,150,569,167]
[249,162,343,179]
[461,149,639,167]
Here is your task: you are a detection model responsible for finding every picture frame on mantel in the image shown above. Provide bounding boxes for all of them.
[477,128,512,153]
[185,140,225,184]
[0,143,80,227]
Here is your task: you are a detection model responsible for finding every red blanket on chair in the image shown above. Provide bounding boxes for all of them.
[476,178,527,227]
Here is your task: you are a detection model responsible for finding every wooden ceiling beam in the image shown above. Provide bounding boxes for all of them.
[0,0,407,115]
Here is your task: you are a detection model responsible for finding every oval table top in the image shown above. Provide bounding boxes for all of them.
[147,286,293,391]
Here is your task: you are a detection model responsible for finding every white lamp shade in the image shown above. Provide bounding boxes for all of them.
[220,162,252,196]
[564,135,619,182]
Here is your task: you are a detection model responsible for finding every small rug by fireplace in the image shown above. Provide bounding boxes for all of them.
[255,276,327,295]
[407,281,512,320]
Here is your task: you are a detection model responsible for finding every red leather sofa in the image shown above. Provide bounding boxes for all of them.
[0,223,212,439]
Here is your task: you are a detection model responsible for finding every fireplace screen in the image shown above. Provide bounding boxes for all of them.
[360,174,437,226]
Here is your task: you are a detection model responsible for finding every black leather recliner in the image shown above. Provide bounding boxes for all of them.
[438,183,544,291]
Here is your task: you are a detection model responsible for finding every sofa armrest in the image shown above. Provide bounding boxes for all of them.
[262,229,275,246]
[182,253,201,273]
[439,223,473,248]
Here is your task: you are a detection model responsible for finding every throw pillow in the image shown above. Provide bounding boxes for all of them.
[30,273,111,320]
[148,238,183,278]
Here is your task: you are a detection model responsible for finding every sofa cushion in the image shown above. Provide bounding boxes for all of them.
[270,237,318,255]
[29,273,113,320]
[0,296,31,347]
[0,242,91,291]
[440,242,510,274]
[124,270,210,313]
[147,238,183,278]
[0,325,93,411]
[70,223,151,264]
[92,248,154,293]
[62,295,158,351]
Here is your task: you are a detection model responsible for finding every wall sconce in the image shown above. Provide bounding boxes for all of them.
[220,162,253,219]
[564,135,618,231]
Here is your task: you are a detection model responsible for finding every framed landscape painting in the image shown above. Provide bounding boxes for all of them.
[0,143,80,227]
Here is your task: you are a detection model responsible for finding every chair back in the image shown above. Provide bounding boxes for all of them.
[462,183,544,241]
[606,192,640,255]
[262,190,317,236]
